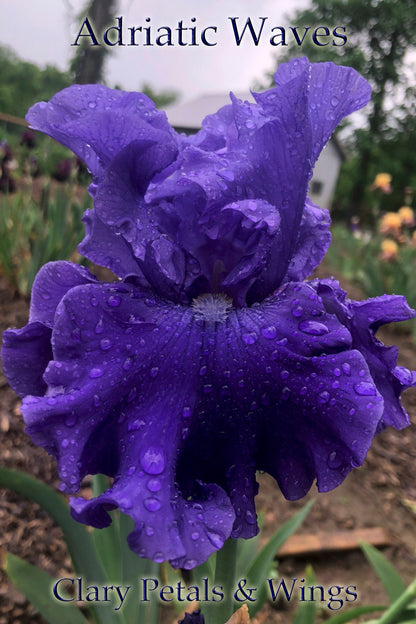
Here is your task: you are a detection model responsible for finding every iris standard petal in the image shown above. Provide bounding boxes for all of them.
[26,85,178,179]
[282,198,331,283]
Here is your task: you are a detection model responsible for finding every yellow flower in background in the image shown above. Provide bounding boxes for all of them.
[398,206,415,226]
[379,212,402,235]
[372,173,392,193]
[380,239,399,261]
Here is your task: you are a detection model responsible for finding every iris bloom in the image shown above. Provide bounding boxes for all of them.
[380,239,399,261]
[371,173,392,194]
[2,58,416,570]
[379,212,402,238]
[398,206,414,227]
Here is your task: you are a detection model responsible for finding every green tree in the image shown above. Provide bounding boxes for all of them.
[274,0,416,221]
[0,46,71,123]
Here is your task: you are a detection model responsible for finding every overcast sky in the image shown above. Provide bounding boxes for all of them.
[2,0,311,102]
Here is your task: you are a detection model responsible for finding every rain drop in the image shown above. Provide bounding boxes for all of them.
[182,406,192,418]
[153,552,165,563]
[123,357,133,371]
[206,529,223,549]
[147,478,161,492]
[291,304,303,318]
[242,332,258,345]
[100,338,112,351]
[327,450,343,469]
[318,391,330,404]
[354,382,376,396]
[140,446,165,475]
[245,510,257,525]
[94,318,104,334]
[107,294,121,307]
[261,325,277,339]
[89,367,104,379]
[298,320,329,336]
[144,497,161,512]
[65,413,77,427]
[342,362,351,376]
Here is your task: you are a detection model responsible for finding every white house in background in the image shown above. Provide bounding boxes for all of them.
[164,94,344,211]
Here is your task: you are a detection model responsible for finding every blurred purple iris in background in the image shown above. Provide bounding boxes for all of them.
[2,57,416,570]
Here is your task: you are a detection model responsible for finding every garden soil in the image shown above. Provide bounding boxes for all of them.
[1,264,416,624]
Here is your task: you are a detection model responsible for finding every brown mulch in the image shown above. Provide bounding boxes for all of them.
[1,267,416,624]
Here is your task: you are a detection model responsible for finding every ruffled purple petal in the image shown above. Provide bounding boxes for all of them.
[79,209,143,278]
[26,85,179,179]
[313,278,415,430]
[1,323,52,398]
[282,198,331,283]
[258,57,371,168]
[1,262,96,396]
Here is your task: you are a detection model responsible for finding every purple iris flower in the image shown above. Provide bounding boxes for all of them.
[2,58,416,570]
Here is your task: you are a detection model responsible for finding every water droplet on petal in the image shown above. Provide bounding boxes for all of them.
[242,332,258,345]
[94,318,104,334]
[292,304,303,318]
[245,510,257,525]
[147,478,161,492]
[318,391,330,404]
[191,531,199,540]
[150,367,159,378]
[140,447,165,475]
[206,529,224,549]
[89,367,103,379]
[199,365,207,376]
[61,438,69,448]
[280,387,291,401]
[153,552,165,563]
[65,413,77,427]
[144,496,161,512]
[100,338,112,351]
[182,406,192,418]
[327,450,343,469]
[107,295,121,307]
[280,370,290,380]
[354,382,376,396]
[261,325,277,339]
[123,357,133,371]
[342,362,351,376]
[299,320,329,335]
